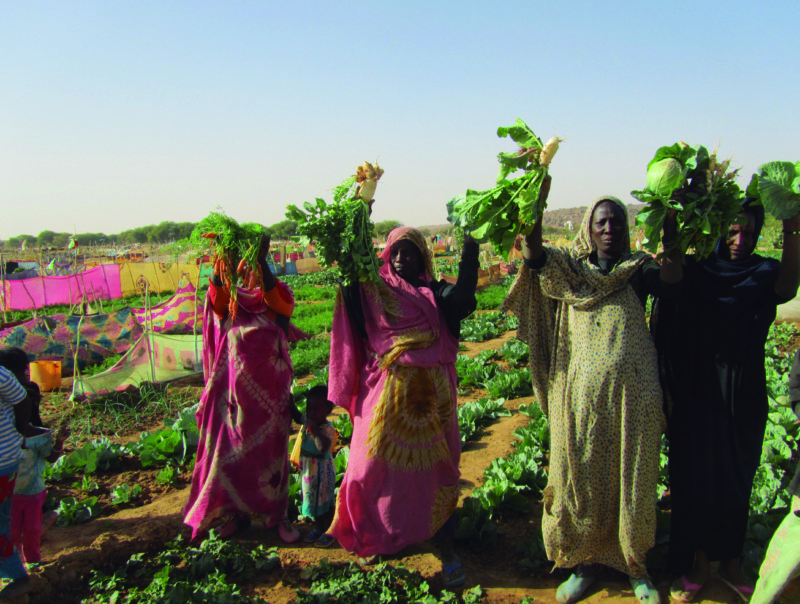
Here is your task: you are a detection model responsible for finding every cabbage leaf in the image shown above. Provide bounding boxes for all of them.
[447,118,553,260]
[747,161,800,220]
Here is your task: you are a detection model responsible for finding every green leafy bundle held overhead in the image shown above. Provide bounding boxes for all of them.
[745,160,800,219]
[188,210,266,320]
[446,118,562,259]
[285,161,384,286]
[633,142,743,259]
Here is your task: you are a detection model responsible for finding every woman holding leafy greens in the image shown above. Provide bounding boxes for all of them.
[328,225,478,589]
[656,198,800,603]
[183,230,300,544]
[503,178,681,604]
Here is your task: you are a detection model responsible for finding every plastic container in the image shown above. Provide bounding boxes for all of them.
[29,360,62,392]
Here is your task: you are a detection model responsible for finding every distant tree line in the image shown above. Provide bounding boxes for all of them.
[0,219,413,251]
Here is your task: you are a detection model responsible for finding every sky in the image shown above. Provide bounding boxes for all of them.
[2,1,799,240]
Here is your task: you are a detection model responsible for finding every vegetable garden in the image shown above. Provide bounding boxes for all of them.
[15,265,797,603]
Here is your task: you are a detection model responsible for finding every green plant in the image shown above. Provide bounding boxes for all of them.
[290,337,332,377]
[447,118,556,259]
[55,496,102,526]
[110,483,144,505]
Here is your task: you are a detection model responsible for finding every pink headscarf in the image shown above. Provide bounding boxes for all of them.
[380,227,436,282]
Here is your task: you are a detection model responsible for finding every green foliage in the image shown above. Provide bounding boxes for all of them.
[458,397,510,444]
[460,313,506,342]
[455,354,498,389]
[46,437,127,480]
[84,533,280,603]
[110,483,144,505]
[286,176,383,286]
[498,340,529,367]
[483,369,532,399]
[331,413,353,441]
[291,300,335,336]
[747,161,800,220]
[55,496,102,526]
[267,219,299,240]
[633,143,744,259]
[127,405,200,469]
[475,284,508,311]
[374,220,404,238]
[283,269,341,288]
[292,284,337,301]
[447,118,554,260]
[290,338,331,377]
[296,558,483,603]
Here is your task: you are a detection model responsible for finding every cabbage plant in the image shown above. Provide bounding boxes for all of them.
[632,142,743,259]
[746,161,800,220]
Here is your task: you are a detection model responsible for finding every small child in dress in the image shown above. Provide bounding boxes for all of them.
[299,385,338,548]
[11,423,69,564]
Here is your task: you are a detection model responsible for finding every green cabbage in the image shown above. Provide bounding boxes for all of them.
[747,161,800,220]
[646,157,685,197]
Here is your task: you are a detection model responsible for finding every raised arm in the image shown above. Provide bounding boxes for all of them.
[521,175,551,263]
[776,212,800,299]
[659,209,682,284]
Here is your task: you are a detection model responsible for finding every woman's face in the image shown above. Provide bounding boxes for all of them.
[723,213,756,261]
[591,201,627,259]
[390,240,423,282]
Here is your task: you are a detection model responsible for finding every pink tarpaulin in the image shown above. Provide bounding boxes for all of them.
[0,264,122,311]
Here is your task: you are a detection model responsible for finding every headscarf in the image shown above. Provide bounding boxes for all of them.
[380,227,436,283]
[571,195,633,261]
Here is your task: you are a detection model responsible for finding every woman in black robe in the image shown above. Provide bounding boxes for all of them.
[656,199,800,602]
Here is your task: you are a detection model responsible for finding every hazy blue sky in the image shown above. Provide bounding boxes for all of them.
[2,1,799,239]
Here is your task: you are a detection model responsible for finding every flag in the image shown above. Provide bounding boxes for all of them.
[47,258,56,274]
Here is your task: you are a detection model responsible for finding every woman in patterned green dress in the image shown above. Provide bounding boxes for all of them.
[504,189,680,604]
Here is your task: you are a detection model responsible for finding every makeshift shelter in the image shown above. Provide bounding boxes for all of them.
[131,280,202,334]
[0,308,143,373]
[72,331,202,401]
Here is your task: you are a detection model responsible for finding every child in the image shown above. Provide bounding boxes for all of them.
[0,348,43,428]
[0,366,32,599]
[299,385,338,548]
[11,423,69,565]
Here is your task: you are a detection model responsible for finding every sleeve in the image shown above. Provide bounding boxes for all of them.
[208,282,231,321]
[0,367,26,406]
[339,282,367,339]
[522,250,548,272]
[263,280,294,318]
[435,240,480,338]
[639,257,681,300]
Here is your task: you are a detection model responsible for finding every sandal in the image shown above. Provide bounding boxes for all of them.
[442,561,467,589]
[670,575,704,603]
[556,566,596,604]
[305,529,323,543]
[630,575,661,604]
[315,534,337,548]
[717,576,754,603]
[278,519,300,543]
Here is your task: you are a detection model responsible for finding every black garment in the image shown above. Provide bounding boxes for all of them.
[655,252,789,573]
[523,250,679,306]
[341,240,480,340]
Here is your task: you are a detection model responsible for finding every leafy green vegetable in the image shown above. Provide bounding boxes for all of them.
[746,160,800,219]
[447,118,558,259]
[633,142,744,258]
[286,167,383,286]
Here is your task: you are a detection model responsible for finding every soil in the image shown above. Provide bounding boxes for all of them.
[23,333,744,604]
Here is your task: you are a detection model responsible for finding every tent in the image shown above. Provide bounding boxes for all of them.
[72,331,202,401]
